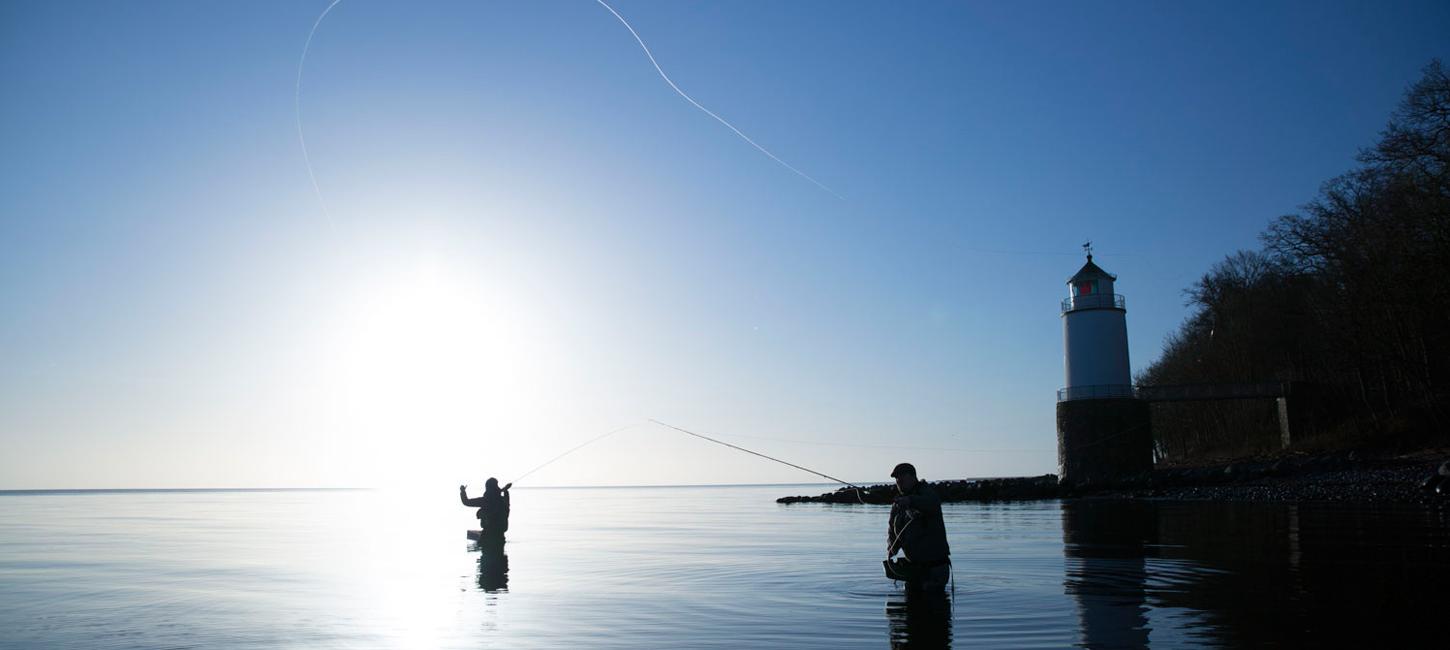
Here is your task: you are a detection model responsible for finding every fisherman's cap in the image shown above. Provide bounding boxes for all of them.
[890,463,917,478]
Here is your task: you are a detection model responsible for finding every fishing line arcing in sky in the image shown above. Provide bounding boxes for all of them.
[295,0,344,225]
[295,1,843,209]
[593,1,844,200]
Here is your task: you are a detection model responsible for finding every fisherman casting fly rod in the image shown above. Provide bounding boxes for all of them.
[649,420,952,592]
[457,424,637,550]
[460,479,511,550]
[885,462,952,592]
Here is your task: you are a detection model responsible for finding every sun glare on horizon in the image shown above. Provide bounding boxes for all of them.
[319,261,553,489]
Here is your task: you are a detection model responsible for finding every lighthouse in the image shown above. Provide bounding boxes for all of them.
[1061,251,1131,399]
[1056,247,1153,486]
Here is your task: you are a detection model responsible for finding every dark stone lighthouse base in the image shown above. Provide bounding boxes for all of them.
[1057,398,1153,487]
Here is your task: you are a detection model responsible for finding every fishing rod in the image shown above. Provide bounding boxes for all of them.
[505,422,642,486]
[652,420,922,562]
[647,419,869,493]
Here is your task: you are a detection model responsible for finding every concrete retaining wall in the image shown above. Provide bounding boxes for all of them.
[1057,398,1153,486]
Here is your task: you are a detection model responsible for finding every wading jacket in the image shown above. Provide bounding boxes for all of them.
[461,490,510,535]
[888,482,950,564]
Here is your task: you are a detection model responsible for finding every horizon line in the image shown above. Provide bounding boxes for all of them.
[0,482,840,494]
[0,476,1027,495]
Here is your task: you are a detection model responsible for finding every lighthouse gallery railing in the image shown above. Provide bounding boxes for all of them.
[1061,293,1125,313]
[1057,384,1137,402]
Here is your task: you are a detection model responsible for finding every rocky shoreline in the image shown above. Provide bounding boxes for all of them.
[776,449,1450,506]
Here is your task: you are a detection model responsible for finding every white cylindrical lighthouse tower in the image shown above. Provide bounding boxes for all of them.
[1055,249,1153,487]
[1060,253,1132,401]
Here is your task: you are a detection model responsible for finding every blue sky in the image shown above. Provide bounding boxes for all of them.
[2,1,1447,488]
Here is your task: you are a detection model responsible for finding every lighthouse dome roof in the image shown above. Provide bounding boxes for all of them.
[1068,257,1116,284]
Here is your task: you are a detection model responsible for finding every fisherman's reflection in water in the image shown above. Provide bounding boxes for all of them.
[476,543,509,592]
[886,589,952,649]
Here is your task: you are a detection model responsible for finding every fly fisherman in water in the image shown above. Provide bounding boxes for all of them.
[460,478,511,548]
[887,463,951,591]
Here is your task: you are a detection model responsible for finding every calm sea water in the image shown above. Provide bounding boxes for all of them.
[1,485,1447,648]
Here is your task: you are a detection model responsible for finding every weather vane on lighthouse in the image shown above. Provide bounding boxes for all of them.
[1082,240,1093,260]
